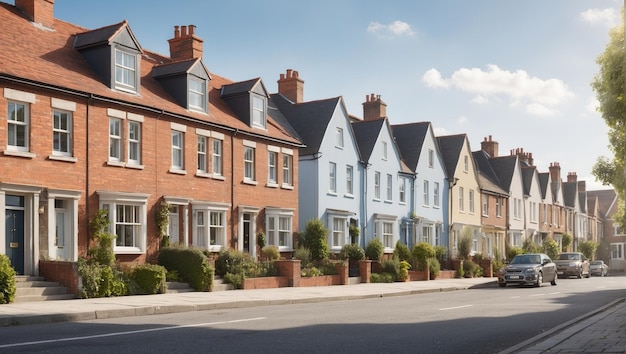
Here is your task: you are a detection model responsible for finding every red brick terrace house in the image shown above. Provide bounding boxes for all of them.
[0,0,302,277]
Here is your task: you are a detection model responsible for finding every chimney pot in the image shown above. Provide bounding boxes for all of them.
[277,69,305,103]
[168,24,204,61]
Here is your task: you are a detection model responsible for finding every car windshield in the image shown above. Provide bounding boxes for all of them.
[558,254,580,261]
[590,261,603,265]
[511,255,541,264]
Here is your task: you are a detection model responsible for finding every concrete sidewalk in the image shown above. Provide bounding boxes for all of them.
[0,277,495,326]
[0,277,623,354]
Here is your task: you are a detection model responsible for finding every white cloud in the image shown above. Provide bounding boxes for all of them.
[421,68,450,88]
[367,20,415,38]
[586,96,600,114]
[422,64,574,116]
[433,126,449,136]
[580,8,620,27]
[458,115,468,125]
[471,95,488,104]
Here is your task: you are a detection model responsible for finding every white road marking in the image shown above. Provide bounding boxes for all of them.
[549,292,561,295]
[0,317,267,349]
[510,296,521,299]
[530,293,545,297]
[439,304,473,311]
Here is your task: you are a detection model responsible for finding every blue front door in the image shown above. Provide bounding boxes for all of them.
[5,195,25,275]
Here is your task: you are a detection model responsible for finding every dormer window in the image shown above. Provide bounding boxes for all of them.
[252,95,266,129]
[115,49,138,92]
[188,77,207,112]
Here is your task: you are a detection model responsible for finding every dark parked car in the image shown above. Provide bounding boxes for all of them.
[589,260,609,276]
[498,253,558,287]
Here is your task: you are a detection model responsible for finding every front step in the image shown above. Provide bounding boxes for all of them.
[165,281,194,293]
[212,277,234,292]
[13,276,75,302]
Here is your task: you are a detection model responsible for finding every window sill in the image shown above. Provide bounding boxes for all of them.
[169,168,187,175]
[243,179,258,186]
[126,163,144,170]
[384,200,393,204]
[327,191,338,196]
[281,184,294,190]
[373,198,381,202]
[48,155,77,163]
[106,160,125,168]
[422,204,430,208]
[196,171,211,178]
[114,247,145,255]
[344,193,354,199]
[399,201,406,205]
[4,150,35,159]
[212,174,226,181]
[266,182,279,188]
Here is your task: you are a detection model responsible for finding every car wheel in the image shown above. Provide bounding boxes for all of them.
[550,273,557,286]
[577,269,583,279]
[499,282,506,288]
[535,272,543,287]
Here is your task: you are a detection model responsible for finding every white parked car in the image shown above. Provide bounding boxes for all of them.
[589,260,609,277]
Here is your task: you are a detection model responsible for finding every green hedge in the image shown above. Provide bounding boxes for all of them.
[0,254,16,304]
[126,264,167,295]
[158,247,214,291]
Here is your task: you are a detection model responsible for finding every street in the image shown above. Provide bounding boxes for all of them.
[0,275,624,354]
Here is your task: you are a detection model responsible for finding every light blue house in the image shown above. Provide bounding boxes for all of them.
[272,70,362,252]
[352,95,413,253]
[392,122,449,250]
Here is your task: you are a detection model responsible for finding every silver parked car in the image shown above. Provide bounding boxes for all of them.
[589,260,609,276]
[498,253,558,288]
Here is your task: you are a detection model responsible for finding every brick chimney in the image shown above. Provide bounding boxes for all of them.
[481,135,499,157]
[15,0,55,29]
[168,25,203,61]
[510,147,534,166]
[567,172,577,183]
[277,69,304,103]
[549,162,561,182]
[362,93,387,121]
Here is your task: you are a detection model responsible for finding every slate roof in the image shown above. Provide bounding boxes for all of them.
[587,189,617,219]
[562,182,578,208]
[73,21,139,50]
[352,118,385,163]
[437,134,467,180]
[538,172,550,199]
[272,94,342,156]
[152,58,204,78]
[521,166,536,196]
[391,122,429,172]
[488,155,518,192]
[0,2,301,146]
[221,78,262,97]
[472,150,508,196]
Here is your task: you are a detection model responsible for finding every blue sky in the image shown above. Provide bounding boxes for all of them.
[45,0,623,189]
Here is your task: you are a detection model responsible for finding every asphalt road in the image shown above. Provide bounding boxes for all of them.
[0,275,624,354]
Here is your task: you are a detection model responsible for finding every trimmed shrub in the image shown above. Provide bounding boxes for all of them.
[365,238,384,261]
[393,241,411,262]
[0,254,16,304]
[303,218,330,261]
[411,242,435,270]
[428,258,441,279]
[127,264,167,295]
[380,257,400,281]
[522,239,541,254]
[370,272,395,283]
[339,243,365,262]
[578,240,598,260]
[434,245,448,264]
[293,246,312,267]
[158,247,214,291]
[542,238,560,260]
[261,245,280,261]
[458,227,473,260]
[77,259,126,298]
[561,233,572,251]
[507,246,524,261]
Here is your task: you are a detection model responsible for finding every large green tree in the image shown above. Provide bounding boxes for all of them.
[591,7,625,227]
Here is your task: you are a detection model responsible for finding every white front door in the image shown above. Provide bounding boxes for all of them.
[54,201,70,260]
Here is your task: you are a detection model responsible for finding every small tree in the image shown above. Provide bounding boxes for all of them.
[365,238,384,261]
[393,240,411,262]
[561,233,572,252]
[578,240,598,260]
[542,238,560,260]
[457,227,473,260]
[411,242,435,271]
[303,218,329,261]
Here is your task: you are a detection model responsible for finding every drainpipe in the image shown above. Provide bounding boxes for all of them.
[230,129,239,250]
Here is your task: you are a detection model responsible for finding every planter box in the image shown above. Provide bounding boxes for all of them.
[438,270,456,279]
[408,269,429,281]
[242,276,289,289]
[300,275,341,287]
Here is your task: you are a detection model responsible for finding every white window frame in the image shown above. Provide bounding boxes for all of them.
[7,100,31,152]
[191,202,229,251]
[331,216,347,249]
[386,174,393,201]
[266,208,294,251]
[282,150,293,187]
[109,117,122,162]
[382,221,394,249]
[336,127,344,148]
[434,182,440,207]
[428,149,434,168]
[346,165,353,195]
[172,130,184,171]
[329,162,337,194]
[469,189,475,214]
[98,191,148,254]
[464,155,469,172]
[114,49,138,92]
[188,77,207,113]
[382,141,388,160]
[496,197,502,217]
[374,171,381,200]
[252,95,266,129]
[52,109,72,157]
[128,120,141,165]
[244,145,256,182]
[610,243,624,260]
[399,177,406,204]
[197,135,207,174]
[459,187,465,212]
[423,180,429,206]
[268,149,278,185]
[212,137,223,176]
[482,194,488,216]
